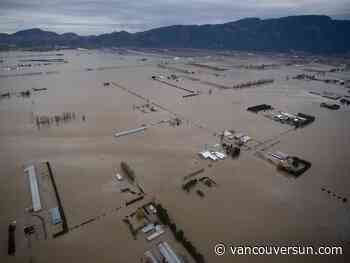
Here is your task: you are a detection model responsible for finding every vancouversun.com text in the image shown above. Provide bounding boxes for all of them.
[214,243,343,256]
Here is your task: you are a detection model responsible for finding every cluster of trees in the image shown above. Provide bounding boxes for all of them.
[232,78,274,89]
[8,223,16,255]
[20,90,31,97]
[222,144,241,158]
[125,196,144,206]
[182,179,198,192]
[240,64,280,70]
[35,112,77,126]
[201,178,213,188]
[340,98,350,105]
[0,89,31,99]
[155,203,205,263]
[247,104,273,113]
[188,63,226,71]
[184,168,204,181]
[122,218,137,240]
[120,161,135,182]
[293,73,317,80]
[277,156,312,177]
[296,113,315,127]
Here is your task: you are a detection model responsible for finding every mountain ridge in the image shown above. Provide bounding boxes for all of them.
[1,15,349,53]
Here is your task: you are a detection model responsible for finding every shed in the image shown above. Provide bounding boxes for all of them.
[50,207,62,225]
[142,223,155,233]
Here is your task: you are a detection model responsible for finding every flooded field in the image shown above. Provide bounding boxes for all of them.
[1,49,350,263]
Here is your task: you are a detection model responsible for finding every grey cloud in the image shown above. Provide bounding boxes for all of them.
[0,0,349,34]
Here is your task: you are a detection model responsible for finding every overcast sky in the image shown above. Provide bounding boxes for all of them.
[0,0,349,35]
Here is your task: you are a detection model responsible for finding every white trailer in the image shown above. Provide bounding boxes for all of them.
[114,126,147,138]
[146,226,164,241]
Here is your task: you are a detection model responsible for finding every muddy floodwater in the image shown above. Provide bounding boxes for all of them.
[1,49,350,263]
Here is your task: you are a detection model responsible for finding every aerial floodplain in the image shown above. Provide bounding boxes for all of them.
[1,48,350,263]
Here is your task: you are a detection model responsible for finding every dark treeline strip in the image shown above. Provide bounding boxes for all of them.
[47,162,69,238]
[156,203,205,263]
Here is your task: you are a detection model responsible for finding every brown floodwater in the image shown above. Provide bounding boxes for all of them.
[1,49,350,263]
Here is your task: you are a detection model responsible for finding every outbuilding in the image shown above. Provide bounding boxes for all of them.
[50,207,62,225]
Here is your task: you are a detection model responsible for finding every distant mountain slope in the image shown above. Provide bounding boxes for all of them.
[0,15,349,53]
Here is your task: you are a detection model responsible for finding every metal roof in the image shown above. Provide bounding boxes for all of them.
[50,207,62,225]
[25,165,42,212]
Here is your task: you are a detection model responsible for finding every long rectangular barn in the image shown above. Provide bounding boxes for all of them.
[24,165,42,212]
